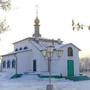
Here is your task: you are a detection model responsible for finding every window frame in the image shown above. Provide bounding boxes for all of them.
[15,48,18,51]
[19,47,22,50]
[12,59,16,68]
[7,60,10,68]
[24,46,28,50]
[68,47,73,56]
[3,61,6,68]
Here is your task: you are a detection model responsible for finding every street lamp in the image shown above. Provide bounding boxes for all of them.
[41,45,63,90]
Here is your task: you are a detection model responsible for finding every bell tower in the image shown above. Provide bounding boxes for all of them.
[33,5,41,38]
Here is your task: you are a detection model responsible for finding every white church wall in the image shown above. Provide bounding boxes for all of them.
[51,49,67,76]
[29,41,48,73]
[14,39,31,52]
[73,48,79,76]
[50,44,80,76]
[2,39,80,76]
[17,50,32,74]
[62,44,80,76]
[2,50,33,75]
[2,55,16,75]
[15,39,48,73]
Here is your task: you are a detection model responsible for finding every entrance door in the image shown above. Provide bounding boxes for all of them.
[67,60,74,77]
[33,60,36,72]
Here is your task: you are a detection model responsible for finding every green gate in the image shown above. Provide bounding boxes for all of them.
[67,60,74,77]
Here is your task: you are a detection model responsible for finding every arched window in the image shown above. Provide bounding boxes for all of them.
[15,48,18,51]
[7,60,10,68]
[12,59,16,68]
[19,47,22,50]
[24,46,28,49]
[68,47,73,56]
[3,61,6,68]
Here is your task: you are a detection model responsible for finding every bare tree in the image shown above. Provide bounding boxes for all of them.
[0,0,11,34]
[0,19,9,34]
[80,57,90,72]
[72,19,90,31]
[0,0,11,11]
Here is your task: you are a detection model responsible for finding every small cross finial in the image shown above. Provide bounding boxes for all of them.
[35,4,39,17]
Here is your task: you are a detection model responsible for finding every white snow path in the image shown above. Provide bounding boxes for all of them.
[0,73,89,90]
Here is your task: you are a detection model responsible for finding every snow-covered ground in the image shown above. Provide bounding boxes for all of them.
[0,72,90,90]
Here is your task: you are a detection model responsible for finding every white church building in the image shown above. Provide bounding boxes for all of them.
[1,14,80,77]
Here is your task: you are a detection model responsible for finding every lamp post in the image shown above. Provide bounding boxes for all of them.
[41,45,63,90]
[46,46,53,90]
